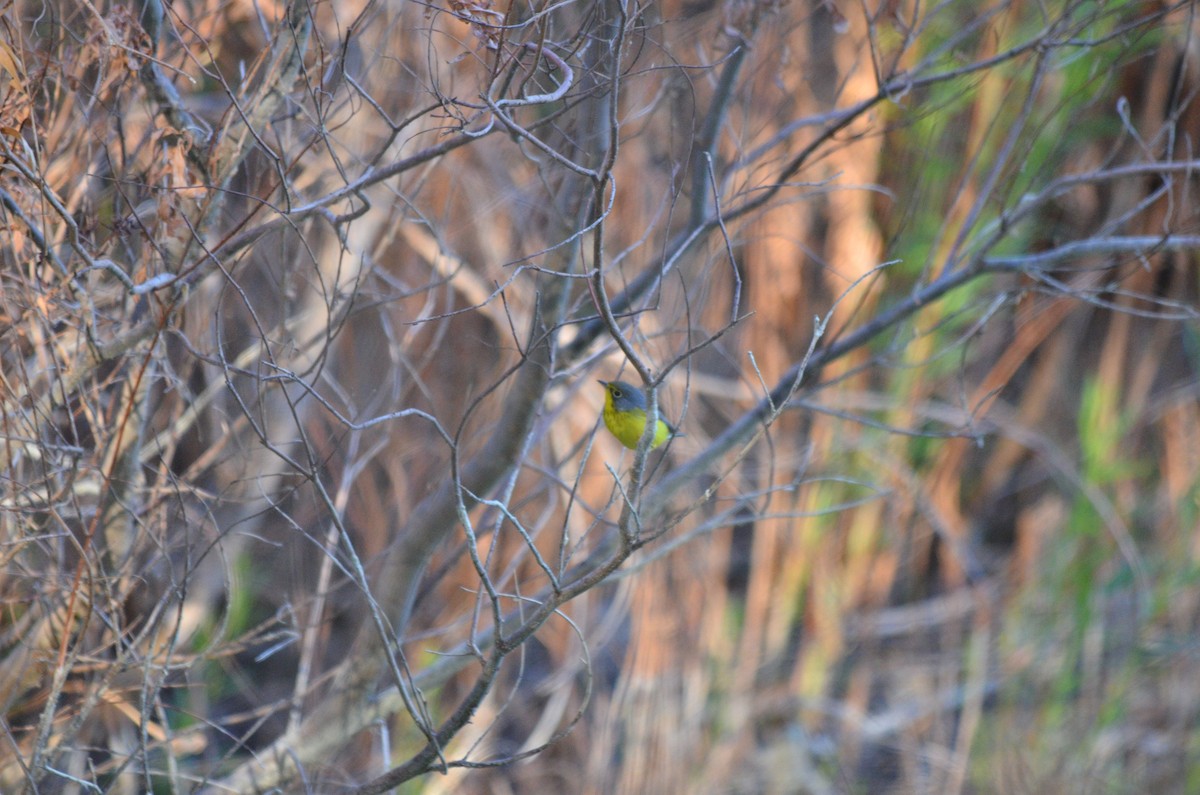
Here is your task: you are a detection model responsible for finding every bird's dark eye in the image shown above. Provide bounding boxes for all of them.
[612,387,622,398]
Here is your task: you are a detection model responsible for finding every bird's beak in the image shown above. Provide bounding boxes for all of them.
[597,380,608,387]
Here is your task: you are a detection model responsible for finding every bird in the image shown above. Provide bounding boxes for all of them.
[598,380,679,450]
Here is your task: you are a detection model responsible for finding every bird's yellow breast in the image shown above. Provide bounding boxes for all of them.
[602,394,671,450]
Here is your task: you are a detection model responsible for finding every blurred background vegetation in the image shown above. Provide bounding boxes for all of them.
[1,0,1199,792]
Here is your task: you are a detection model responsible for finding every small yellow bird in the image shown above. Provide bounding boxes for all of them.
[598,380,679,450]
